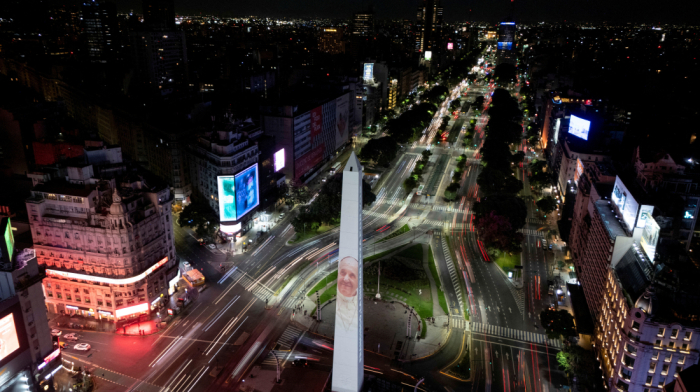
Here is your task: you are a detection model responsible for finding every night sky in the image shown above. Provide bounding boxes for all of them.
[110,0,697,23]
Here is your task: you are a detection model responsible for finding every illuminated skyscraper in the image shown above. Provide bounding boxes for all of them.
[415,0,443,53]
[81,1,117,63]
[352,7,374,36]
[496,20,516,65]
[142,0,176,31]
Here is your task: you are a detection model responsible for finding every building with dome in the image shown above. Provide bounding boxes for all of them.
[24,160,178,325]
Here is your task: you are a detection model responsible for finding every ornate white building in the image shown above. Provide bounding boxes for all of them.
[25,164,178,323]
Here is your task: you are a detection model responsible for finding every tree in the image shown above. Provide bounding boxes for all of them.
[283,183,311,207]
[360,136,400,167]
[444,182,460,201]
[556,345,601,391]
[477,167,523,196]
[403,176,418,194]
[474,194,527,231]
[494,63,517,85]
[480,137,513,172]
[475,211,523,252]
[178,201,218,238]
[536,196,558,215]
[421,149,433,160]
[540,308,577,340]
[486,118,523,146]
[512,151,525,164]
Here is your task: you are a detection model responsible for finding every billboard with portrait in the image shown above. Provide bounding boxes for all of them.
[641,217,660,262]
[363,63,374,82]
[637,205,655,228]
[568,115,591,141]
[611,176,639,230]
[0,314,20,362]
[335,94,350,150]
[273,149,285,172]
[217,176,237,222]
[233,164,259,220]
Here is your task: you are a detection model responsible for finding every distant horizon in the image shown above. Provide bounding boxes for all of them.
[104,0,696,24]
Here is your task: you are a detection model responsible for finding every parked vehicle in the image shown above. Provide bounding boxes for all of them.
[74,343,91,351]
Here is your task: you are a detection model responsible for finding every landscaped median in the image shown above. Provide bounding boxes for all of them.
[491,249,522,280]
[374,224,410,244]
[288,223,336,244]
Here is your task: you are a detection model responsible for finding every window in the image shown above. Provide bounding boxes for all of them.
[632,321,640,330]
[57,293,62,299]
[625,343,637,355]
[85,297,90,304]
[665,354,673,363]
[662,364,669,375]
[671,329,678,339]
[97,300,103,306]
[655,339,662,346]
[658,377,665,387]
[649,362,656,373]
[47,291,53,297]
[55,284,60,290]
[669,341,675,349]
[74,288,79,293]
[658,328,665,337]
[682,343,688,351]
[684,331,692,341]
[66,294,72,301]
[679,356,686,365]
[645,375,653,385]
[652,352,660,361]
[83,289,89,294]
[621,368,632,381]
[106,301,112,307]
[623,355,635,368]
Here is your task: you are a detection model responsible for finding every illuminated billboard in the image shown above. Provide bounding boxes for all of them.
[363,63,374,81]
[274,149,285,172]
[217,176,237,221]
[637,205,654,228]
[0,314,20,361]
[641,217,659,262]
[233,163,259,220]
[553,118,561,144]
[4,218,14,262]
[568,115,591,141]
[447,42,454,50]
[115,303,149,319]
[47,257,168,285]
[683,210,695,220]
[611,176,639,230]
[424,51,432,61]
[497,42,513,50]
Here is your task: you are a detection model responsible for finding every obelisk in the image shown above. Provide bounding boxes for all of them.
[331,152,364,392]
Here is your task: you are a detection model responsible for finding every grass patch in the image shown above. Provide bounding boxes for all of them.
[375,224,410,243]
[428,245,449,316]
[397,243,423,260]
[364,244,407,262]
[307,271,338,297]
[365,255,433,320]
[492,250,521,274]
[289,224,338,244]
[319,283,337,304]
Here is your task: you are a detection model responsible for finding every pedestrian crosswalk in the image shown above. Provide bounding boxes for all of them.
[518,229,545,237]
[470,322,562,348]
[277,325,303,351]
[408,203,469,213]
[262,350,284,366]
[451,317,467,329]
[526,218,547,225]
[227,268,275,304]
[439,234,465,316]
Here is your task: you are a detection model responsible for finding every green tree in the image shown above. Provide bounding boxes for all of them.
[444,182,460,201]
[480,137,513,172]
[556,344,601,390]
[477,167,523,196]
[178,201,218,238]
[360,136,400,167]
[474,195,527,231]
[494,63,517,85]
[536,196,558,215]
[540,308,577,340]
[403,176,418,194]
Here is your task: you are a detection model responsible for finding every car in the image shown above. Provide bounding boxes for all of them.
[182,261,191,270]
[74,343,91,351]
[51,329,62,337]
[207,244,216,250]
[292,359,309,367]
[63,333,79,341]
[548,284,555,296]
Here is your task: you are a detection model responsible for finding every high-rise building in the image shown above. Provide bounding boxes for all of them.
[415,0,443,54]
[1,218,57,391]
[186,116,261,236]
[81,1,117,63]
[496,21,516,65]
[25,161,178,325]
[352,8,374,36]
[319,28,345,54]
[142,0,176,31]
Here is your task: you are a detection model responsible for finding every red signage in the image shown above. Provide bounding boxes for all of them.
[295,144,325,181]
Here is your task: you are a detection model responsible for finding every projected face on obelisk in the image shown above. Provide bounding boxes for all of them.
[337,256,359,331]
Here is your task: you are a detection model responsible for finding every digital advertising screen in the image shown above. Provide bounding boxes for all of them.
[574,158,584,185]
[363,63,374,81]
[424,51,432,61]
[637,205,655,228]
[447,42,454,50]
[683,210,695,220]
[553,118,561,144]
[273,149,285,172]
[611,176,639,230]
[0,314,20,362]
[233,163,259,220]
[641,217,660,262]
[217,176,237,222]
[497,42,513,50]
[568,115,591,141]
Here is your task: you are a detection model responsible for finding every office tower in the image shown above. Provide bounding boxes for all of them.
[415,0,443,54]
[319,28,345,54]
[0,218,57,391]
[352,7,374,36]
[496,21,517,65]
[26,162,178,324]
[142,0,176,31]
[81,1,117,63]
[331,152,364,392]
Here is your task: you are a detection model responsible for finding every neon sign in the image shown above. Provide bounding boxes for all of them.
[46,257,168,285]
[115,303,149,318]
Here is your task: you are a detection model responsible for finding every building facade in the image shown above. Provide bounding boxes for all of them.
[81,1,117,63]
[25,165,178,324]
[415,0,443,54]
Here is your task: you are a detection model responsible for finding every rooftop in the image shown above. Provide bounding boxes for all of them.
[594,199,629,241]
